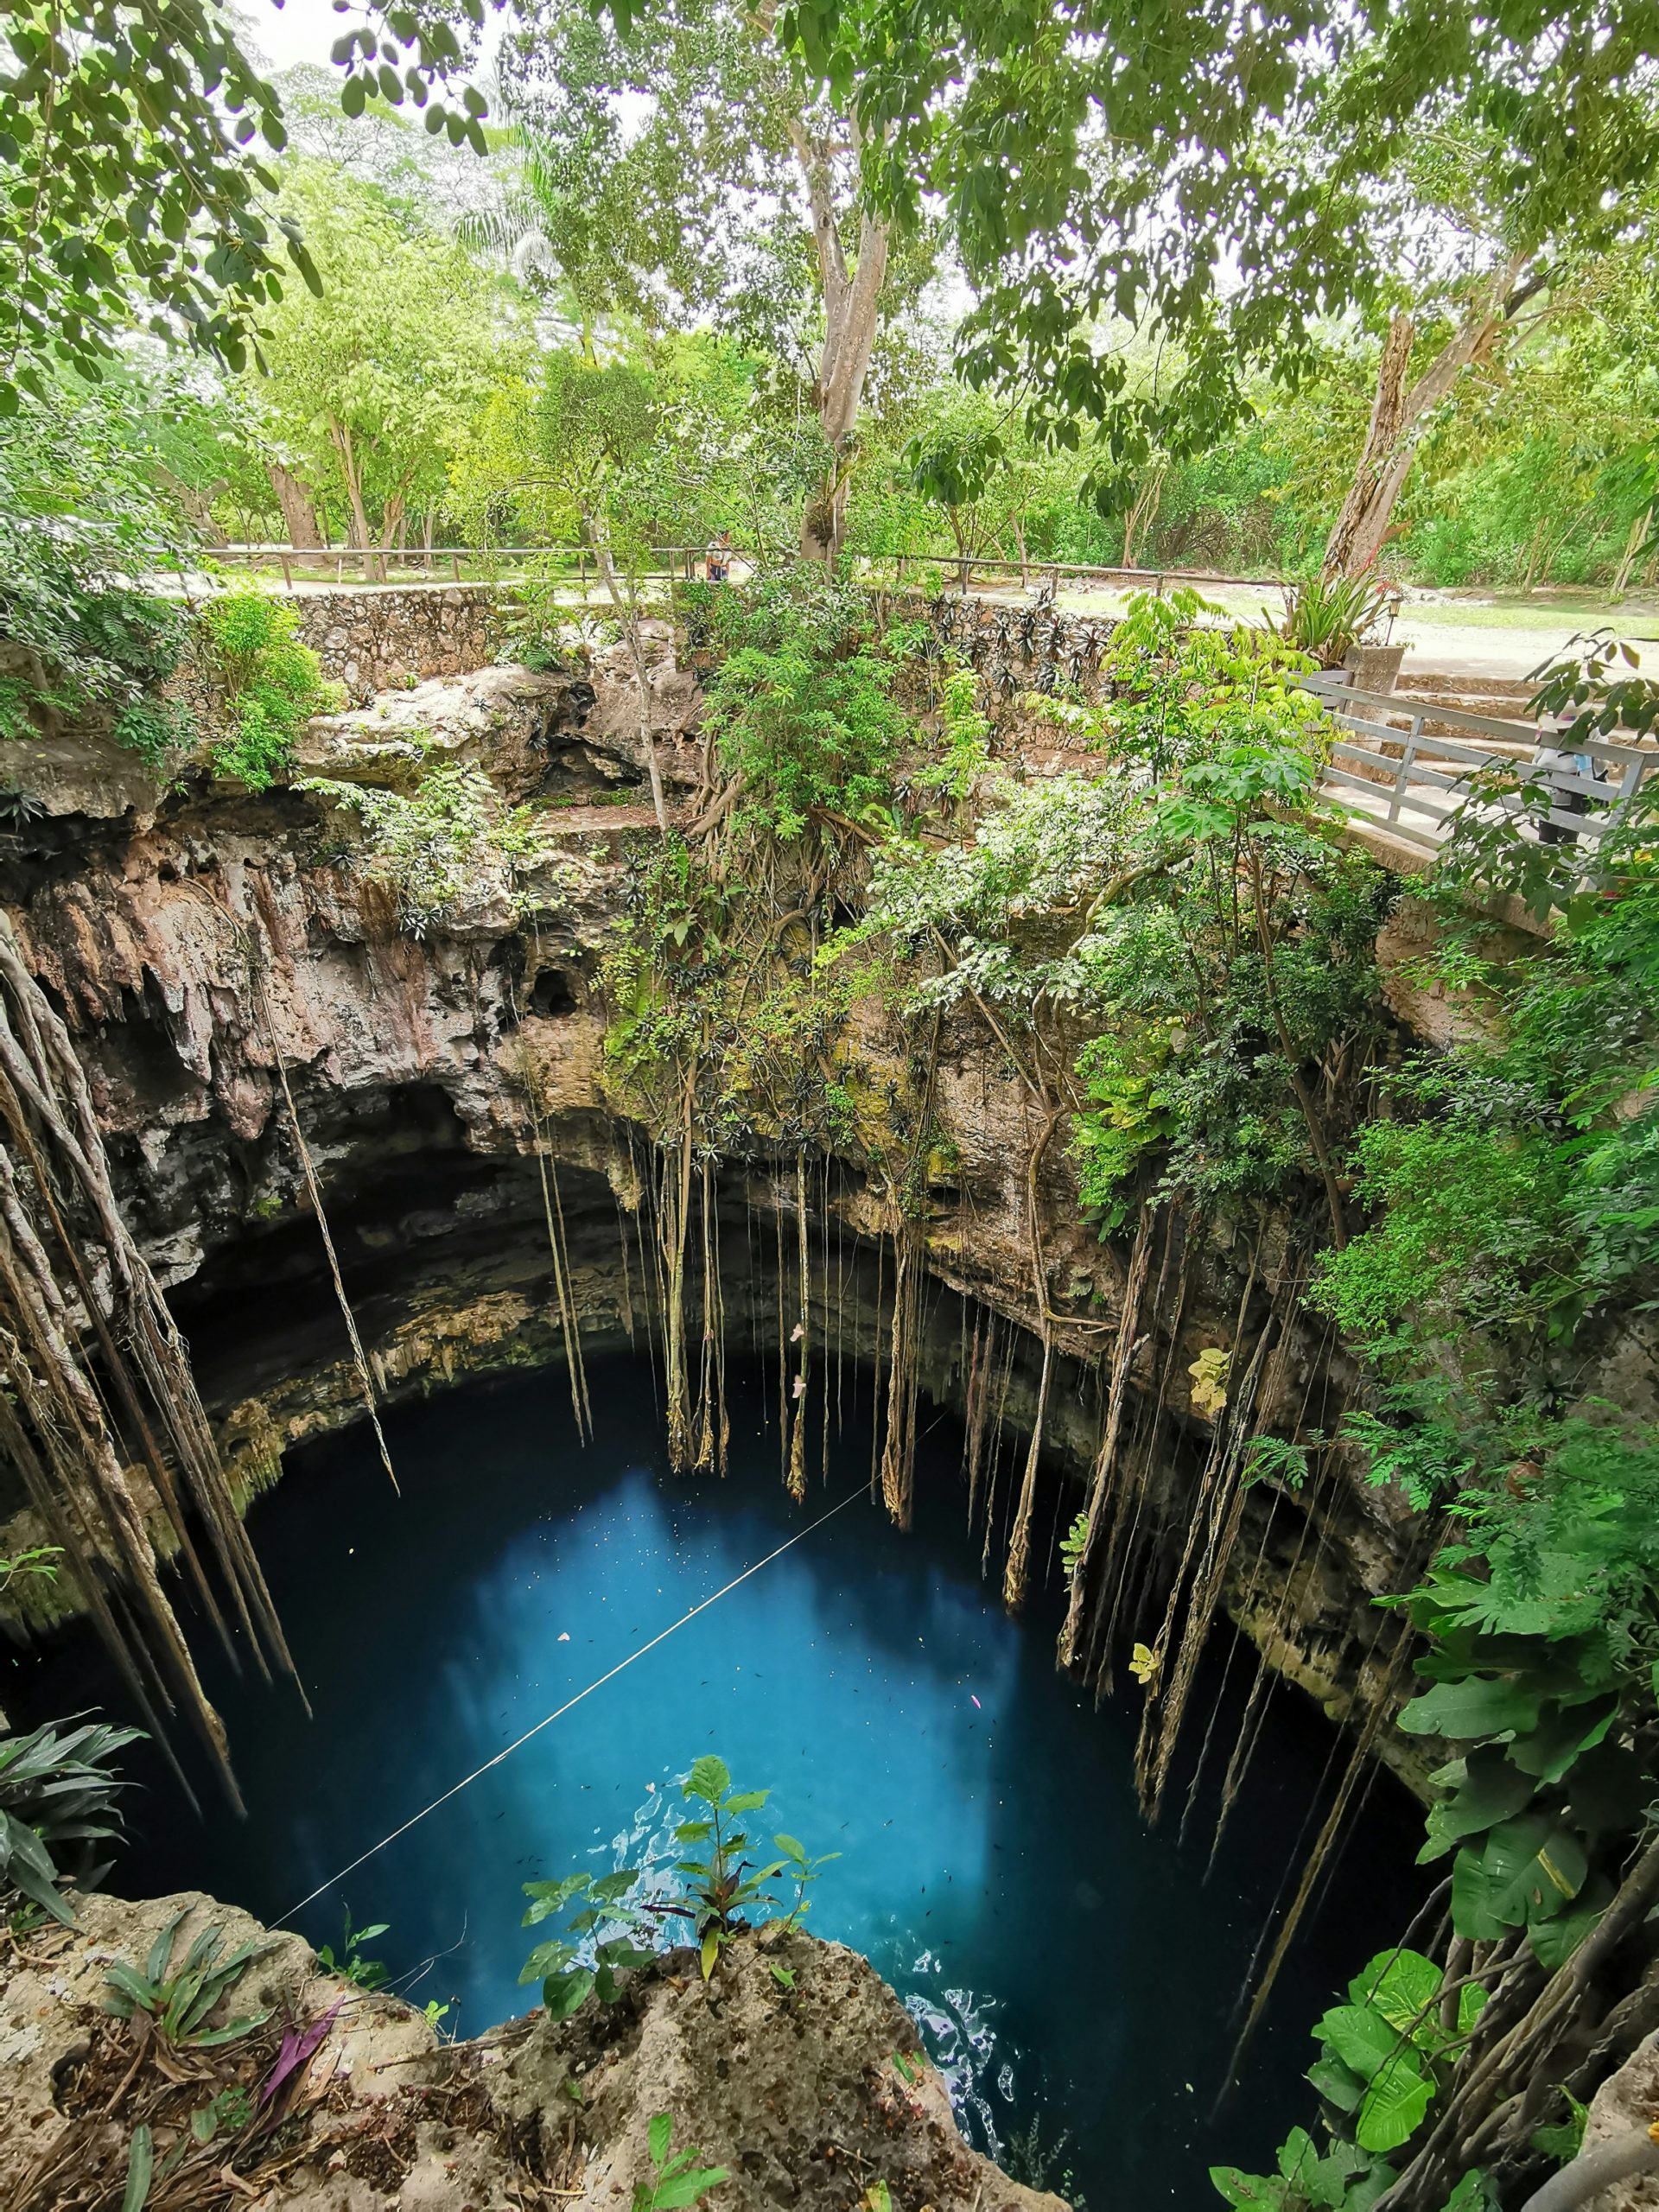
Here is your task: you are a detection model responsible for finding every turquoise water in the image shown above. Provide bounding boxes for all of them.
[16,1355,1421,2208]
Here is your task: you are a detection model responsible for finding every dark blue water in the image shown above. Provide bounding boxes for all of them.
[12,1355,1422,2209]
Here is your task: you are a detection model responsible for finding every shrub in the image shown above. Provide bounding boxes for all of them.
[198,590,334,791]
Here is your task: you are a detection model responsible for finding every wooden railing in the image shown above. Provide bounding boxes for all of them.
[1305,674,1657,856]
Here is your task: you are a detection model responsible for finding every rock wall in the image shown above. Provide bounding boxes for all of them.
[288,584,500,700]
[2,1889,1061,2212]
[0,705,1430,1789]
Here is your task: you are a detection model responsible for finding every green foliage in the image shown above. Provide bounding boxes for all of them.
[633,2113,729,2212]
[1268,577,1395,671]
[520,1868,657,2018]
[0,1714,143,1927]
[667,1754,789,1982]
[316,1909,392,1990]
[0,379,197,750]
[1214,1949,1491,2205]
[104,1909,273,2048]
[248,162,520,553]
[520,1755,835,2012]
[0,1542,61,1594]
[1058,1512,1090,1576]
[1317,795,1659,1357]
[0,3,315,399]
[915,663,992,799]
[300,760,551,937]
[702,575,913,840]
[195,592,333,790]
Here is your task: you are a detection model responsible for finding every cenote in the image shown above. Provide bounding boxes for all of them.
[14,1351,1423,2210]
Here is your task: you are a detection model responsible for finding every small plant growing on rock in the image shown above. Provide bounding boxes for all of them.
[105,1910,273,2049]
[520,1869,655,2019]
[522,1756,836,2012]
[198,589,335,791]
[664,1754,785,1981]
[315,1907,391,1990]
[775,1830,841,1928]
[634,2113,728,2212]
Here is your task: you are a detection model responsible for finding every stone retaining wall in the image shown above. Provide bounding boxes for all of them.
[289,583,499,698]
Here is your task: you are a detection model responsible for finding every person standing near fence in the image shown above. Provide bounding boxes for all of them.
[1529,714,1600,847]
[705,532,733,584]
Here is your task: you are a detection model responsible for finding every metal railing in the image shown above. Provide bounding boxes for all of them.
[206,542,1288,597]
[1305,674,1658,856]
[208,543,719,588]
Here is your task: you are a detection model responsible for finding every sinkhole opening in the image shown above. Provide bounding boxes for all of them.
[9,1351,1424,2209]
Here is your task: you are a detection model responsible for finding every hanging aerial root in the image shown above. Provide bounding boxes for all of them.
[1218,1612,1420,2104]
[1090,1216,1193,1697]
[877,1216,922,1530]
[1058,1198,1156,1669]
[658,1072,696,1471]
[1134,1313,1276,1821]
[252,969,399,1497]
[693,1156,728,1476]
[786,1154,810,1504]
[0,908,305,1795]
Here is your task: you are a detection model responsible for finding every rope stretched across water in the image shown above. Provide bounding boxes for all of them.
[280,1484,868,1922]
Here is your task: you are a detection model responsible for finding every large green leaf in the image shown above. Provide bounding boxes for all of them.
[1348,1950,1440,2040]
[1451,1816,1588,1941]
[1314,2004,1400,2082]
[1506,1699,1618,1783]
[1417,1750,1534,1862]
[1528,1876,1611,1970]
[523,1874,591,1925]
[1356,2054,1434,2155]
[122,2126,154,2212]
[1398,1677,1543,1741]
[683,1756,730,1806]
[1209,2167,1287,2209]
[1306,2055,1366,2114]
[542,1967,596,2019]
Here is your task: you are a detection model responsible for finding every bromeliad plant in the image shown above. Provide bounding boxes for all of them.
[0,1713,143,1926]
[105,1909,274,2050]
[520,1756,836,2012]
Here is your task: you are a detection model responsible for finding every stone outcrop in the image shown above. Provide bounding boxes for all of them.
[298,664,601,804]
[1558,2025,1659,2209]
[2,1889,1064,2212]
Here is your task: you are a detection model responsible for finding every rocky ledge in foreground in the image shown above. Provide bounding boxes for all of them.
[1,1889,1068,2212]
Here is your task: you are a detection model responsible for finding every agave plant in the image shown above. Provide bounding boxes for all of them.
[1268,573,1398,669]
[0,1713,144,1925]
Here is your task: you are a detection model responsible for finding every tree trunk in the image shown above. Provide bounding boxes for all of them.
[791,120,890,563]
[588,512,670,836]
[269,461,324,549]
[327,418,385,581]
[1122,459,1166,571]
[1611,505,1653,597]
[1324,260,1529,578]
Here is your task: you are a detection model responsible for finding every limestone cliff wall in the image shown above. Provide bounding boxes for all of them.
[0,648,1437,1783]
